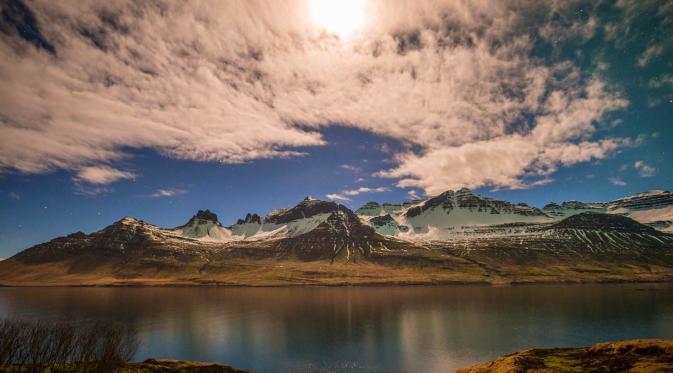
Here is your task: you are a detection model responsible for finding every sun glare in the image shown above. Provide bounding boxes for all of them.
[309,0,366,38]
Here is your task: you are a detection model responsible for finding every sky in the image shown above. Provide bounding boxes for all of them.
[0,0,671,256]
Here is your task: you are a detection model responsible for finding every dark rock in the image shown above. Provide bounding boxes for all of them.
[67,231,87,239]
[552,212,656,233]
[194,209,218,223]
[265,198,347,224]
[370,214,396,227]
[236,213,262,225]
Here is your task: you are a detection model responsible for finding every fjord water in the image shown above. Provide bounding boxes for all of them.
[1,285,672,373]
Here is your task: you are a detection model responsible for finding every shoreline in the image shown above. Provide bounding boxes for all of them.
[1,278,672,288]
[3,339,671,372]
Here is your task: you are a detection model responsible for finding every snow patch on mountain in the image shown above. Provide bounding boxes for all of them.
[230,213,333,239]
[397,189,550,239]
[546,190,673,232]
[356,202,383,217]
[169,209,237,242]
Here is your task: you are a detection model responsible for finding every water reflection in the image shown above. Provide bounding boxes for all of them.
[1,284,672,372]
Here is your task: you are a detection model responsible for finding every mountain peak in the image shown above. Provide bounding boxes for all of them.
[265,198,340,224]
[116,216,141,225]
[194,209,218,222]
[236,213,262,225]
[177,209,221,230]
[303,195,318,202]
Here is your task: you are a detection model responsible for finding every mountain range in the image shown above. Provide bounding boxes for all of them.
[1,189,672,286]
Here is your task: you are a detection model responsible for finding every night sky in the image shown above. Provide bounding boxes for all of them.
[0,0,671,256]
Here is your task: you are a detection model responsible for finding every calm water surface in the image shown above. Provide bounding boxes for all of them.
[1,284,672,372]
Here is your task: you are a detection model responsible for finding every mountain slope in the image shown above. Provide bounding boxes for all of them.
[2,208,673,285]
[228,196,354,239]
[607,190,673,232]
[272,209,411,262]
[543,190,673,232]
[429,213,673,284]
[170,210,235,242]
[369,214,409,236]
[2,191,673,286]
[400,188,550,239]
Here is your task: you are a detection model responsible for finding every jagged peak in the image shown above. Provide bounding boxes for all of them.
[179,209,221,228]
[194,209,218,221]
[302,195,318,202]
[236,213,262,225]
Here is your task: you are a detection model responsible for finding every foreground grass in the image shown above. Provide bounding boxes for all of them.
[457,339,673,373]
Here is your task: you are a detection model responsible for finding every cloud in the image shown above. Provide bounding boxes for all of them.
[610,177,627,186]
[72,166,136,185]
[326,186,388,202]
[634,161,656,177]
[0,0,636,194]
[7,191,20,200]
[407,189,422,200]
[341,164,361,173]
[649,75,673,89]
[637,44,664,67]
[325,193,352,202]
[150,188,187,198]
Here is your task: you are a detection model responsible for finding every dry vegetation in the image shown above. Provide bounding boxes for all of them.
[0,318,138,372]
[0,319,251,372]
[457,339,673,373]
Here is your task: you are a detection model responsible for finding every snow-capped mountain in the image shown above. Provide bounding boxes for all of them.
[355,200,422,217]
[368,214,409,236]
[395,188,550,239]
[229,196,356,239]
[2,190,673,286]
[161,189,673,244]
[355,201,384,216]
[543,190,673,232]
[354,188,673,238]
[272,207,414,262]
[170,209,235,242]
[542,201,606,218]
[606,190,673,232]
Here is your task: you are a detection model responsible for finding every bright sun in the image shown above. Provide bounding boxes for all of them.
[309,0,366,38]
